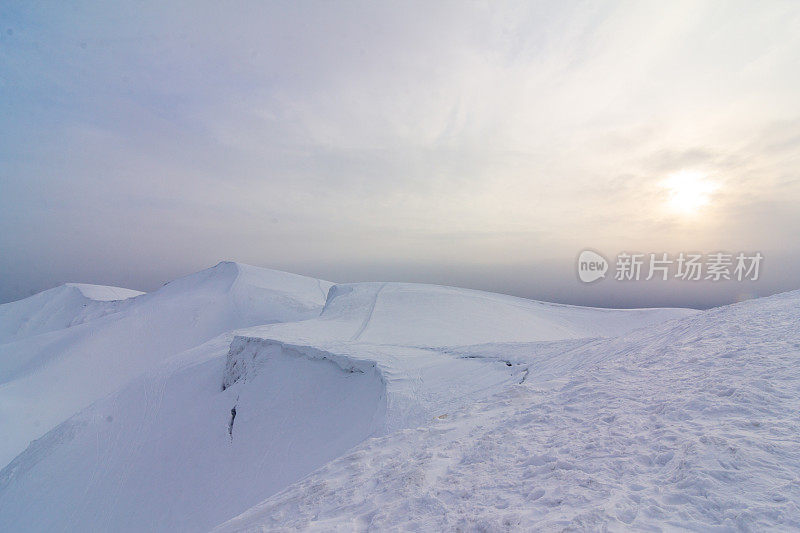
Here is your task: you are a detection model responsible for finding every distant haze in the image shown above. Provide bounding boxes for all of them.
[2,1,799,308]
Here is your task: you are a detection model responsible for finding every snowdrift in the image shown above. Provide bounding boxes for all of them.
[217,290,800,532]
[6,265,797,531]
[0,335,385,532]
[0,262,332,467]
[236,281,696,347]
[0,268,698,532]
[0,283,142,343]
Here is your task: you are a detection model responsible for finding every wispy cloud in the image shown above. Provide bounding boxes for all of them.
[1,0,799,305]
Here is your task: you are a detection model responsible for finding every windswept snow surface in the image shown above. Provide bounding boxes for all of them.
[241,281,696,347]
[0,262,332,466]
[222,282,695,435]
[217,290,800,532]
[0,334,385,532]
[0,271,697,532]
[0,283,142,343]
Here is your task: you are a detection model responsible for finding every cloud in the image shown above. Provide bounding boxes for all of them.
[1,0,799,304]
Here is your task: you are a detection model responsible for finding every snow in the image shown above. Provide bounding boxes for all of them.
[0,266,695,531]
[0,334,385,532]
[241,281,696,347]
[0,262,332,466]
[0,283,142,343]
[1,263,798,532]
[216,290,800,532]
[65,283,143,302]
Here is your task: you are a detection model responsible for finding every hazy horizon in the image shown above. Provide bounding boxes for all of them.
[2,1,799,308]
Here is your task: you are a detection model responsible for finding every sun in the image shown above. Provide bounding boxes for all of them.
[661,170,718,216]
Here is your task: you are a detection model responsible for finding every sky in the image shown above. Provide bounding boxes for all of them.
[1,0,799,308]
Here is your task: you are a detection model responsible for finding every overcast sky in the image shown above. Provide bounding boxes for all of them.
[2,1,799,307]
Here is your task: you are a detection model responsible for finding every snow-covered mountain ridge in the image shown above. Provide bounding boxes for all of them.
[0,262,332,467]
[0,283,142,344]
[2,263,797,531]
[218,289,800,532]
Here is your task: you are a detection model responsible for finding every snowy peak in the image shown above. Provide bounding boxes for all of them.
[0,263,334,468]
[150,261,331,307]
[150,261,244,296]
[6,264,794,532]
[0,283,143,344]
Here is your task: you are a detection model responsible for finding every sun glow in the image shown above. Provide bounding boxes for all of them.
[662,170,718,216]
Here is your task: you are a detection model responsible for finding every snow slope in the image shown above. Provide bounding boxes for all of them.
[0,275,696,532]
[0,283,142,343]
[221,282,695,435]
[0,262,332,467]
[217,290,800,532]
[239,281,696,347]
[0,334,384,532]
[231,283,696,347]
